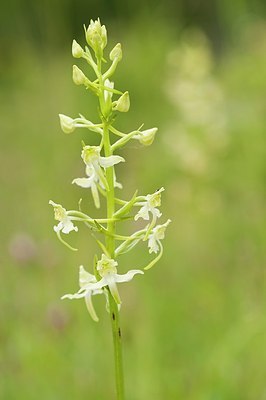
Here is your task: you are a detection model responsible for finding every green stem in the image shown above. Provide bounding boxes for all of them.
[100,71,125,399]
[108,291,125,400]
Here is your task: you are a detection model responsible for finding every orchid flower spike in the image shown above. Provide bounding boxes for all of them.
[135,187,165,222]
[88,254,144,305]
[49,200,78,234]
[148,219,171,254]
[61,266,103,321]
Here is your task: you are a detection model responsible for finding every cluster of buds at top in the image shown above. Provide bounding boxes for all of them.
[50,19,170,321]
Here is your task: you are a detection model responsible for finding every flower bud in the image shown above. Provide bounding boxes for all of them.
[72,65,87,85]
[110,43,122,61]
[135,128,158,146]
[114,92,130,113]
[85,19,107,57]
[59,114,76,134]
[72,40,84,58]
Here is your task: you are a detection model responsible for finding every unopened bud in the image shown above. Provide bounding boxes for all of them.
[110,43,122,61]
[85,18,107,57]
[72,40,84,58]
[59,114,76,134]
[135,128,158,146]
[72,65,87,85]
[114,92,130,113]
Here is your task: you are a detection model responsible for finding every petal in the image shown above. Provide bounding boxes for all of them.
[61,218,78,234]
[83,277,108,291]
[61,291,86,300]
[53,222,61,233]
[151,208,162,219]
[99,155,125,168]
[148,235,159,254]
[72,177,94,188]
[84,292,99,322]
[135,204,150,221]
[105,276,122,304]
[114,270,144,283]
[91,181,100,209]
[79,265,96,288]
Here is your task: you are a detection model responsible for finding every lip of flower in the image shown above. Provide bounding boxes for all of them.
[49,200,78,234]
[148,219,171,254]
[135,187,165,221]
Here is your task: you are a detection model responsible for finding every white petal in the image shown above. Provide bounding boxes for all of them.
[152,208,162,219]
[134,204,150,221]
[105,275,122,304]
[148,235,159,254]
[49,200,58,207]
[61,218,78,234]
[84,277,108,291]
[99,155,125,168]
[91,181,100,209]
[72,177,94,188]
[61,291,86,300]
[84,292,99,322]
[114,270,144,283]
[79,265,96,287]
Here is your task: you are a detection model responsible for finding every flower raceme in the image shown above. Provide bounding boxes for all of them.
[50,19,170,322]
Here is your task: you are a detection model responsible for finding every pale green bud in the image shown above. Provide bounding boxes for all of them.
[110,43,122,61]
[72,65,87,85]
[72,40,84,58]
[114,91,130,113]
[85,19,107,57]
[135,128,158,146]
[59,114,75,134]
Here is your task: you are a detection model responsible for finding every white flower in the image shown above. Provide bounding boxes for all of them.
[88,254,144,304]
[134,127,158,146]
[73,145,124,208]
[49,200,78,234]
[148,219,171,254]
[135,187,165,222]
[61,266,103,322]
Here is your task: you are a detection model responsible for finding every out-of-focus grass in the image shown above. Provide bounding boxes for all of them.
[1,20,266,399]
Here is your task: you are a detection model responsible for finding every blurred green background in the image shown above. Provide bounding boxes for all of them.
[1,1,266,399]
